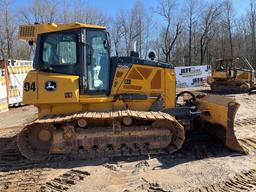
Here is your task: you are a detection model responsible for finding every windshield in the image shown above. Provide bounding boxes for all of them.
[42,33,77,65]
[87,30,110,92]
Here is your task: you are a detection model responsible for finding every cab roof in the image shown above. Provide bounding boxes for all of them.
[19,22,106,42]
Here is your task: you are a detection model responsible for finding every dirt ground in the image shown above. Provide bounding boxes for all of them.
[0,87,256,192]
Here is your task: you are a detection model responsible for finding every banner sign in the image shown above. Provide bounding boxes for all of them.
[175,65,211,88]
[7,60,33,106]
[0,75,8,113]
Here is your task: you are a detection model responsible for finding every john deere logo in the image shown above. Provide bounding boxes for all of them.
[45,81,57,91]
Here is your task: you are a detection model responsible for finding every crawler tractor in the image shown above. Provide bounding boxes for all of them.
[17,23,244,160]
[208,57,255,93]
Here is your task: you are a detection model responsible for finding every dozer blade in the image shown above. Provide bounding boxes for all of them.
[196,94,245,153]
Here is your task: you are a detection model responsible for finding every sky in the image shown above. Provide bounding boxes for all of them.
[14,0,251,18]
[89,0,251,17]
[233,0,251,16]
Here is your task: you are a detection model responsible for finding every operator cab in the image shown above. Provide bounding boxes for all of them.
[33,27,111,95]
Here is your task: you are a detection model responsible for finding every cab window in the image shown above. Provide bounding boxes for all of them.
[42,33,77,65]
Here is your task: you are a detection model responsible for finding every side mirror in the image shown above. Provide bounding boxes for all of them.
[148,51,156,61]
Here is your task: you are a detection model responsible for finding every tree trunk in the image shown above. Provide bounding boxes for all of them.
[188,16,192,66]
[228,27,233,58]
[200,37,204,65]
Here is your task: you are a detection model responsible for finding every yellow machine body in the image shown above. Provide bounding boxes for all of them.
[209,70,253,85]
[17,23,245,160]
[23,64,176,117]
[208,57,255,93]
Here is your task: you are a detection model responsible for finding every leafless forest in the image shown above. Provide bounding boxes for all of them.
[0,0,256,67]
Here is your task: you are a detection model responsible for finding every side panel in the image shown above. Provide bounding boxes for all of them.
[110,67,129,95]
[212,70,252,82]
[111,64,176,109]
[118,64,164,94]
[236,71,252,82]
[164,68,176,108]
[212,71,227,80]
[23,71,80,104]
[22,70,38,104]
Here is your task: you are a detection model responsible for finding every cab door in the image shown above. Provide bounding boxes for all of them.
[81,29,111,95]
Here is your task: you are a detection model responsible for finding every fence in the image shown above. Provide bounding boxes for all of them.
[0,75,8,113]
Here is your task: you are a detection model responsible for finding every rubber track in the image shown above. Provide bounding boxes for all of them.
[17,110,185,161]
[188,169,256,192]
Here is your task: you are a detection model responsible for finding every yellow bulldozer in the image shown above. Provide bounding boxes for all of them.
[17,23,244,160]
[208,57,255,93]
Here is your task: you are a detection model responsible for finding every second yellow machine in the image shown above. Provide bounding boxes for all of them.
[18,23,244,160]
[208,57,255,93]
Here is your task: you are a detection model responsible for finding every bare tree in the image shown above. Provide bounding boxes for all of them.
[0,0,17,59]
[156,0,182,63]
[111,12,124,56]
[223,0,234,58]
[185,0,200,65]
[19,0,58,24]
[131,0,145,56]
[199,2,222,65]
[118,11,132,56]
[113,0,150,57]
[248,0,256,64]
[0,24,6,59]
